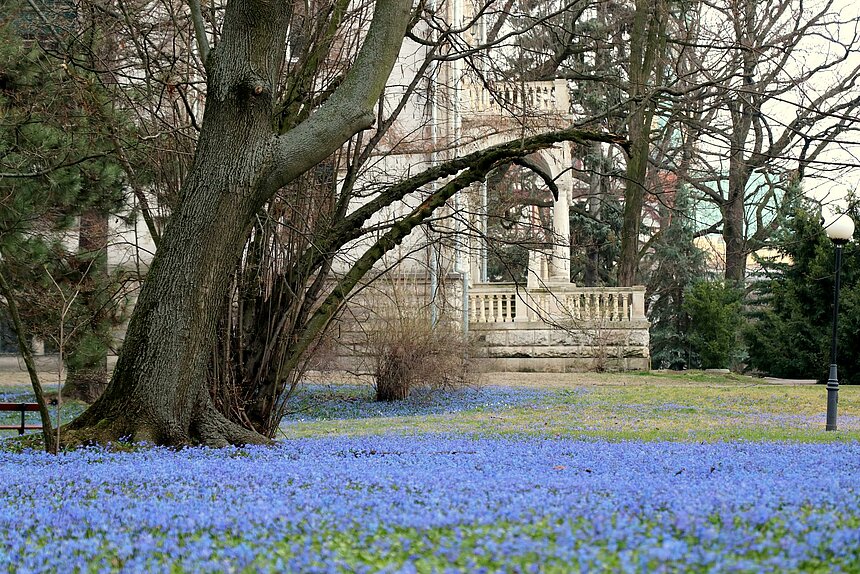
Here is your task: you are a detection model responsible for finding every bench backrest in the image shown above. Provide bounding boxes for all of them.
[0,403,40,412]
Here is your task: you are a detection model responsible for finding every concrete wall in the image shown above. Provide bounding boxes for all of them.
[471,320,650,372]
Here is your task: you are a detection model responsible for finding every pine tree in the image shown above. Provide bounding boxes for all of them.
[569,195,622,287]
[682,279,744,369]
[0,4,125,401]
[746,201,860,383]
[645,188,708,369]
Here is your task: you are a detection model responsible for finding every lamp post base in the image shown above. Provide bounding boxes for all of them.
[826,363,839,431]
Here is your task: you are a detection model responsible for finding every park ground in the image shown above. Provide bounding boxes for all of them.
[1,369,859,572]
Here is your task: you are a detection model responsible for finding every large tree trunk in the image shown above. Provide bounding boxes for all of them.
[617,0,667,287]
[722,30,756,285]
[723,184,747,284]
[66,0,413,447]
[618,122,648,287]
[68,78,278,444]
[584,143,604,287]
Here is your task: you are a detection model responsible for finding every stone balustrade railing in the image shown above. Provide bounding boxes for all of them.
[469,287,518,323]
[469,283,647,324]
[465,79,570,116]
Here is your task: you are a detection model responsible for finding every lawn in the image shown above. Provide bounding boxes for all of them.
[278,371,860,442]
[2,371,859,573]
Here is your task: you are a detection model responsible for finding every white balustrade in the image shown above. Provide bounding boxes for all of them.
[466,79,570,116]
[468,286,518,323]
[468,284,647,324]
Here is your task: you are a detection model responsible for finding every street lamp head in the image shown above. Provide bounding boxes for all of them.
[825,213,855,245]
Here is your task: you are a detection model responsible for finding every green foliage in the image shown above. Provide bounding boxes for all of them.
[682,280,744,369]
[646,188,708,369]
[746,203,860,383]
[0,233,119,356]
[569,195,622,286]
[0,14,123,248]
[486,241,529,283]
[0,5,127,395]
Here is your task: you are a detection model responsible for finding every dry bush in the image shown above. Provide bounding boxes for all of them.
[368,316,475,402]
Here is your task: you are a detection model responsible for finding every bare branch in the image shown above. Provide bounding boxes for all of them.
[186,0,211,64]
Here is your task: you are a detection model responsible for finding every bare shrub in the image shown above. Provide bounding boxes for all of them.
[368,317,475,402]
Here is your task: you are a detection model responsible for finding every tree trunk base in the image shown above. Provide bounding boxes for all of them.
[62,401,270,449]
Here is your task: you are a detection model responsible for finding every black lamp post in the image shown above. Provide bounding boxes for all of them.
[825,213,854,431]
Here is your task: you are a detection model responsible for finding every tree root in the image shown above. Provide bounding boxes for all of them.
[192,404,271,447]
[56,402,271,450]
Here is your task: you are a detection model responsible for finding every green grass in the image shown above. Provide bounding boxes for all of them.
[278,372,860,442]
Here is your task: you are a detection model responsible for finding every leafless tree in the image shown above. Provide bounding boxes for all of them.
[51,0,617,446]
[678,0,860,282]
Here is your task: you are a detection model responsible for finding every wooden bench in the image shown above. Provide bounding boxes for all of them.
[0,403,43,435]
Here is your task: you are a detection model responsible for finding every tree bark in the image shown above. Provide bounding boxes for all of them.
[721,1,756,285]
[723,169,748,284]
[62,208,109,403]
[618,127,647,286]
[584,143,604,287]
[618,0,667,287]
[67,0,413,446]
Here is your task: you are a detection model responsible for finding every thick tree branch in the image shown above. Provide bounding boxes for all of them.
[510,156,560,200]
[276,160,502,382]
[273,129,625,377]
[288,128,626,288]
[263,0,414,194]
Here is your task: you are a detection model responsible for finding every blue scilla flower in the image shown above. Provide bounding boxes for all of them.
[1,437,860,572]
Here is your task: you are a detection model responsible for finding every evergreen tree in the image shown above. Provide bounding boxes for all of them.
[682,279,744,369]
[746,201,860,383]
[0,5,125,401]
[569,195,622,287]
[645,188,708,369]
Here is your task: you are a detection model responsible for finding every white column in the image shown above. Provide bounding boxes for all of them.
[551,186,571,281]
